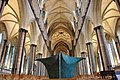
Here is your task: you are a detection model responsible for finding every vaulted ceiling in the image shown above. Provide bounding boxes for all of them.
[45,0,76,53]
[0,0,120,55]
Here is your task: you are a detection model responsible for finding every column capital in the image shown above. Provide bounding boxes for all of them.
[11,46,14,48]
[4,39,7,42]
[116,36,120,43]
[94,25,103,30]
[116,36,119,38]
[36,53,42,59]
[5,0,9,5]
[81,51,87,54]
[115,41,118,44]
[30,44,37,47]
[86,42,93,45]
[37,53,42,55]
[19,28,28,32]
[6,45,8,47]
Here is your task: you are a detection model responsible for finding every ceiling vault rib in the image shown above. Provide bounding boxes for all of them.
[0,12,19,21]
[74,0,92,48]
[102,0,113,17]
[49,12,72,15]
[48,12,72,22]
[48,6,73,15]
[103,16,120,21]
[7,4,20,21]
[61,0,73,12]
[47,17,71,31]
[28,0,50,52]
[47,0,60,13]
[102,8,119,18]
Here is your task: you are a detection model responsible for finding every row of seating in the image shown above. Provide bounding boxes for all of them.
[0,74,48,80]
[0,74,111,80]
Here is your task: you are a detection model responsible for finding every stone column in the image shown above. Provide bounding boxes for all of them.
[115,36,120,59]
[81,52,88,74]
[78,62,81,75]
[69,40,75,56]
[49,41,52,56]
[97,52,103,71]
[27,44,37,75]
[7,45,13,68]
[1,45,8,71]
[97,55,101,71]
[40,54,43,76]
[0,39,7,63]
[86,42,96,73]
[114,0,120,12]
[12,28,28,74]
[41,64,46,76]
[23,55,27,74]
[78,61,82,75]
[109,40,118,66]
[9,46,15,69]
[35,53,42,76]
[115,41,120,58]
[75,64,80,76]
[116,36,120,46]
[51,50,54,56]
[94,25,112,71]
[0,0,9,17]
[70,40,75,56]
[45,69,48,76]
[116,36,120,59]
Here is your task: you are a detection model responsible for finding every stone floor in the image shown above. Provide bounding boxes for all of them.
[0,74,116,80]
[0,68,120,80]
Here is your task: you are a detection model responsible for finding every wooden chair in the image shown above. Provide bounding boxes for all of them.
[100,70,118,80]
[4,74,12,80]
[11,74,20,80]
[0,74,6,80]
[36,76,42,80]
[20,74,28,80]
[27,75,35,80]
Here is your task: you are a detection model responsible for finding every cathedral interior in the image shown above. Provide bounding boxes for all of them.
[0,0,120,80]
